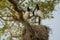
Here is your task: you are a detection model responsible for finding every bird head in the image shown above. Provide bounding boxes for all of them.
[35,4,40,10]
[27,7,30,12]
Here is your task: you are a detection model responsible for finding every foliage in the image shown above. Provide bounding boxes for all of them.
[0,21,9,34]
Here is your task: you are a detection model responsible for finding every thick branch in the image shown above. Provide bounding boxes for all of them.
[8,0,25,21]
[8,0,25,12]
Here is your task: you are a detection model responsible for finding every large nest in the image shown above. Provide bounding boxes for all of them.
[21,25,50,40]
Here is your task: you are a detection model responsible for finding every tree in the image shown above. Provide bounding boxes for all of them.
[0,0,60,40]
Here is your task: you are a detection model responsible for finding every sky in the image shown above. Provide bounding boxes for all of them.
[0,0,60,40]
[42,3,60,40]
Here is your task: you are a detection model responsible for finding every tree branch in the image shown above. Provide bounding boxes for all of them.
[0,17,13,21]
[8,0,25,21]
[8,0,25,12]
[0,13,20,21]
[0,15,13,17]
[20,0,25,4]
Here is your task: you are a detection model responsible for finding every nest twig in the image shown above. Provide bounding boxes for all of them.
[21,25,50,40]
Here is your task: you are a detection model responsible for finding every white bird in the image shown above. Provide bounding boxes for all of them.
[23,11,30,20]
[23,7,30,20]
[35,10,44,18]
[34,4,44,18]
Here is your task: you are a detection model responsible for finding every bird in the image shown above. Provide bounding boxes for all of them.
[34,4,44,18]
[23,7,30,20]
[32,4,44,25]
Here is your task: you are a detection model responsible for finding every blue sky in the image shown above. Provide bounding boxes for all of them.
[42,3,60,40]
